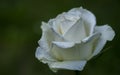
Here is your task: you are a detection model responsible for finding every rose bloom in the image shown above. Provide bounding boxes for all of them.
[35,7,115,72]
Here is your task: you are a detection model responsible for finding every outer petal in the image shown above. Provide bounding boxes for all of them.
[36,22,54,64]
[68,7,96,35]
[51,33,101,61]
[35,47,56,64]
[38,22,65,51]
[91,38,107,56]
[49,60,87,72]
[36,22,64,63]
[91,25,115,56]
[94,25,115,41]
[38,22,54,51]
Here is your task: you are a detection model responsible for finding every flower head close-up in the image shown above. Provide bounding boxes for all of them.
[35,7,115,72]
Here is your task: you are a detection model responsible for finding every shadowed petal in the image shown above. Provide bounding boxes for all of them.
[49,60,87,72]
[91,25,115,56]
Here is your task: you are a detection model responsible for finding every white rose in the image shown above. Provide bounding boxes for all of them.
[35,7,115,72]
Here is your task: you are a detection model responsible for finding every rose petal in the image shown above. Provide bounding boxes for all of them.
[49,60,87,72]
[35,47,56,64]
[51,27,65,41]
[81,33,103,59]
[78,33,101,60]
[52,41,75,48]
[92,38,107,56]
[39,22,65,50]
[50,14,65,35]
[51,33,101,61]
[95,25,115,41]
[37,22,66,63]
[63,19,87,43]
[63,7,96,43]
[91,25,115,56]
[38,22,54,51]
[68,7,96,35]
[49,13,75,35]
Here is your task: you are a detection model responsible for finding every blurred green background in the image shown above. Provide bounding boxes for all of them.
[0,0,120,75]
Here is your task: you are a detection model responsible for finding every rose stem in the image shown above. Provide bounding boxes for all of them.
[75,71,80,75]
